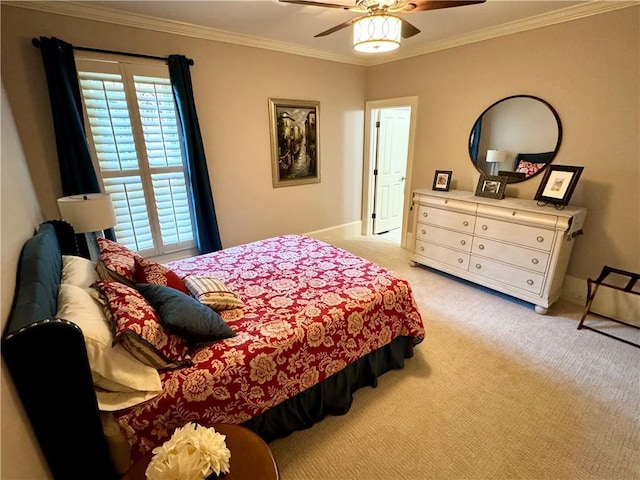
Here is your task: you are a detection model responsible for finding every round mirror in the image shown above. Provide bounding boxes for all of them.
[469,95,562,183]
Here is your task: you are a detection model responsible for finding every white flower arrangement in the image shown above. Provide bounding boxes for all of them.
[146,423,231,480]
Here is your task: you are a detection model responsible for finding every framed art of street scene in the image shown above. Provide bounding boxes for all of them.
[269,98,320,188]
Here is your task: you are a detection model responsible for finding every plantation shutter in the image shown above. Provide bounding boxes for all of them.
[133,76,194,247]
[76,58,195,257]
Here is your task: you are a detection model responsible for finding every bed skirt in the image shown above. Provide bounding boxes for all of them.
[242,335,419,442]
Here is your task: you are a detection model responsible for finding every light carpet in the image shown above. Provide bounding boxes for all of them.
[269,235,640,480]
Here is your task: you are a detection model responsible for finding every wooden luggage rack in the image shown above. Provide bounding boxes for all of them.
[577,266,640,348]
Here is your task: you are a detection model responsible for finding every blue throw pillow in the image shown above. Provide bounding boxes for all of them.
[136,283,235,344]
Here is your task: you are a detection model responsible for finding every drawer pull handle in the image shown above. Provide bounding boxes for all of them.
[423,212,428,217]
[463,221,469,227]
[421,229,426,235]
[458,258,463,264]
[444,200,448,204]
[420,246,425,252]
[460,240,466,246]
[478,244,485,250]
[512,211,517,216]
[482,225,488,231]
[531,258,539,265]
[527,279,534,286]
[475,264,481,269]
[537,236,544,243]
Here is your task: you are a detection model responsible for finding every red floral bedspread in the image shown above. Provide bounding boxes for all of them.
[113,235,424,460]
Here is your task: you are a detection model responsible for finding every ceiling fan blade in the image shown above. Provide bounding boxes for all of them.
[401,18,421,38]
[314,17,361,37]
[278,0,352,10]
[407,0,486,13]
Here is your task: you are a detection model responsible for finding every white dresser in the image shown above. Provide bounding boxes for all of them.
[410,189,587,313]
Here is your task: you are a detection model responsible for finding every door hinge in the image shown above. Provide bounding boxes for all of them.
[373,169,378,176]
[372,213,376,219]
[375,121,380,128]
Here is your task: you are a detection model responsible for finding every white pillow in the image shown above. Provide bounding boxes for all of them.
[56,284,162,410]
[61,255,99,288]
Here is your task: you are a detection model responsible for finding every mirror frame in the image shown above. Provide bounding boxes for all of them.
[468,94,563,183]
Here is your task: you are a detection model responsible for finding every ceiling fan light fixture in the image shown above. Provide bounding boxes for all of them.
[353,14,401,53]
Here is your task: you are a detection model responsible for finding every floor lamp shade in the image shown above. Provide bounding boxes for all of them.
[57,194,117,234]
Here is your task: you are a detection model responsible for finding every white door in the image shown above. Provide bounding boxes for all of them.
[373,107,411,234]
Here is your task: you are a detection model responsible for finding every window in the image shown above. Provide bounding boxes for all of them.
[76,57,195,257]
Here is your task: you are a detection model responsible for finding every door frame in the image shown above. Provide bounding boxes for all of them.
[361,96,418,249]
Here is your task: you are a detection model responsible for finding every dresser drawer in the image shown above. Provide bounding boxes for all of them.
[474,217,554,251]
[416,225,472,252]
[415,241,470,270]
[471,238,549,274]
[417,206,476,234]
[476,204,559,229]
[470,256,545,295]
[419,195,477,214]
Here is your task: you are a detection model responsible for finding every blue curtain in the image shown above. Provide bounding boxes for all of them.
[38,37,116,251]
[38,37,101,196]
[168,55,222,254]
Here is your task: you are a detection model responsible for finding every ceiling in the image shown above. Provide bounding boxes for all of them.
[19,1,629,65]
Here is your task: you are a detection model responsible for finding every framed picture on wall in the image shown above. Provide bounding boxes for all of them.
[432,170,452,191]
[474,174,508,199]
[534,164,584,207]
[268,98,320,188]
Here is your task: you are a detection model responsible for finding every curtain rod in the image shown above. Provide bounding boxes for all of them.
[31,38,194,66]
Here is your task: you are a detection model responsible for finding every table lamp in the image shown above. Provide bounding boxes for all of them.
[57,193,117,261]
[486,149,508,175]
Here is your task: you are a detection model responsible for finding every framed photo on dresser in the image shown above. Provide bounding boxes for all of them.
[474,174,507,199]
[534,165,584,207]
[432,170,452,191]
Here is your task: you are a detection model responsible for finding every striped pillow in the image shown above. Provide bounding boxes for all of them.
[183,275,245,311]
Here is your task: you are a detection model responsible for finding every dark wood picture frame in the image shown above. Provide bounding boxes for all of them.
[475,174,508,199]
[432,170,452,191]
[269,98,320,188]
[534,164,584,207]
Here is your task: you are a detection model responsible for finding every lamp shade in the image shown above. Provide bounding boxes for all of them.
[353,15,401,53]
[486,149,508,163]
[57,193,117,233]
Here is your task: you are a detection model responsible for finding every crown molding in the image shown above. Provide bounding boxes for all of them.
[367,0,639,66]
[5,0,366,66]
[4,0,637,67]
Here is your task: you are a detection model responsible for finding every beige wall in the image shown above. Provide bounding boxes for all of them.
[367,6,640,281]
[0,5,367,250]
[1,4,638,479]
[1,82,50,479]
[1,5,366,479]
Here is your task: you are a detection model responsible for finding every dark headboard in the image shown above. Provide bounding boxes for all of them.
[2,221,117,479]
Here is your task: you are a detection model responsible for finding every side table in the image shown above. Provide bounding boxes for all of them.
[121,423,280,480]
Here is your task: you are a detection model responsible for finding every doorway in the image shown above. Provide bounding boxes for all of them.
[361,97,418,248]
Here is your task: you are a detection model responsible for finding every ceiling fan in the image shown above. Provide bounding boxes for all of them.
[279,0,486,52]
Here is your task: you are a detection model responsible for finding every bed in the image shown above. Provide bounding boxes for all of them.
[2,221,425,479]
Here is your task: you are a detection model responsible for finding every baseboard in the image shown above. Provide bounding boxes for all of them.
[304,221,362,243]
[562,274,640,326]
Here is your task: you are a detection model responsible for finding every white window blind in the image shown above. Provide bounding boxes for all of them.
[76,58,195,257]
